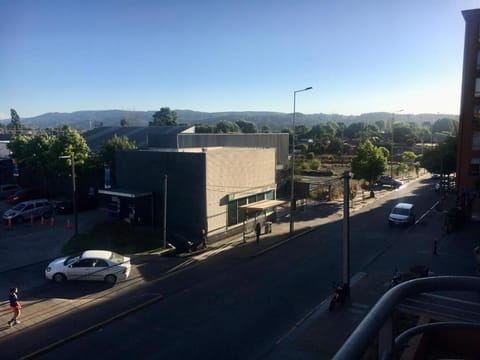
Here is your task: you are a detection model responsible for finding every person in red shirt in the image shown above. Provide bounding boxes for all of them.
[8,287,21,327]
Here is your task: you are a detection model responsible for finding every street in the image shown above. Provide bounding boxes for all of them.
[1,177,476,359]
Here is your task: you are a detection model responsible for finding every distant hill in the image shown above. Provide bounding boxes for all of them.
[0,109,459,131]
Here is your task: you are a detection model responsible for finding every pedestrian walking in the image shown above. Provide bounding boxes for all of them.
[8,287,21,327]
[255,223,261,244]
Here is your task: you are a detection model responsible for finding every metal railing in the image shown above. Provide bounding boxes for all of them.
[332,276,480,360]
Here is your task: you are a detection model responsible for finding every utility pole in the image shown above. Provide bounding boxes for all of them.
[342,170,351,298]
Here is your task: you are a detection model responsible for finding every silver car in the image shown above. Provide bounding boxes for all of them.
[45,250,131,284]
[3,199,53,223]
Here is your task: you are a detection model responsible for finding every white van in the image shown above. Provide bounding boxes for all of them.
[3,199,53,223]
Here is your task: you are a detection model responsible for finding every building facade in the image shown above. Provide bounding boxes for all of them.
[457,8,480,209]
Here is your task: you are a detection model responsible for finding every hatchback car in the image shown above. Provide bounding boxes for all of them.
[377,175,403,188]
[3,199,53,223]
[45,250,131,284]
[388,203,416,226]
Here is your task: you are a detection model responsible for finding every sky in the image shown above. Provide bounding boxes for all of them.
[1,0,479,120]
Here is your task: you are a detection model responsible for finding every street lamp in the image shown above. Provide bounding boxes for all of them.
[390,109,404,178]
[290,86,313,235]
[59,153,78,236]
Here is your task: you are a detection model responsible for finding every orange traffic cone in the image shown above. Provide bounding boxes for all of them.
[41,216,45,225]
[66,219,72,229]
[50,217,55,227]
[7,218,12,228]
[30,214,34,224]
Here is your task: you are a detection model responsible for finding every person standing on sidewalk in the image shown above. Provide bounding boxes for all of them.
[8,287,21,327]
[255,223,261,244]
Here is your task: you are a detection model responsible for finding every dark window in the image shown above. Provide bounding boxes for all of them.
[73,259,95,268]
[95,260,109,267]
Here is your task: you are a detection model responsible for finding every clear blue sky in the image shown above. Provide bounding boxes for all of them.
[1,0,478,120]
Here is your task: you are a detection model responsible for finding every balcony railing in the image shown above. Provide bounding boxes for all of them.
[332,276,480,360]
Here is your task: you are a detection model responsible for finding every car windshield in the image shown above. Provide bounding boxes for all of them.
[392,207,410,216]
[64,256,80,266]
[109,252,125,264]
[11,203,26,211]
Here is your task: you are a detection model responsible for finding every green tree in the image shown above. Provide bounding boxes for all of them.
[150,107,179,126]
[195,124,215,133]
[48,126,91,177]
[9,109,22,133]
[431,118,458,135]
[236,120,258,133]
[215,121,240,133]
[261,125,271,133]
[420,136,457,175]
[98,135,137,167]
[351,140,388,189]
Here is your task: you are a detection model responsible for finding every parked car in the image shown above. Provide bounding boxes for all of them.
[388,203,416,226]
[377,175,403,188]
[3,199,53,224]
[0,184,22,199]
[7,188,46,205]
[55,195,98,215]
[45,250,131,284]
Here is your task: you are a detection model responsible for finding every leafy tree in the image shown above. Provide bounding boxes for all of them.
[261,125,271,133]
[420,136,457,175]
[7,133,53,186]
[236,120,258,133]
[9,109,22,133]
[48,126,91,177]
[215,121,240,133]
[194,124,215,133]
[150,107,179,126]
[431,118,458,135]
[326,137,344,155]
[351,140,388,188]
[98,135,137,167]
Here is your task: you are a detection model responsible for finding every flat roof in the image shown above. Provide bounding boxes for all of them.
[239,199,287,211]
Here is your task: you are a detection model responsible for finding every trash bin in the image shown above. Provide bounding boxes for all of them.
[265,221,272,233]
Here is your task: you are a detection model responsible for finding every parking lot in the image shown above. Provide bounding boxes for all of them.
[0,199,109,272]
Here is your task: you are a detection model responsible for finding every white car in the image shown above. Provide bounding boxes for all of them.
[45,250,131,284]
[388,203,416,227]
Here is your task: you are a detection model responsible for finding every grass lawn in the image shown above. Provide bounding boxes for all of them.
[62,220,165,255]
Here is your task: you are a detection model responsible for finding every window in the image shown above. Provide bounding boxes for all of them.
[473,132,480,150]
[470,159,480,176]
[95,260,108,267]
[475,105,480,120]
[73,259,95,268]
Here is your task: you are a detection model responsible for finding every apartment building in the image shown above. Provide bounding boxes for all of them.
[457,8,480,209]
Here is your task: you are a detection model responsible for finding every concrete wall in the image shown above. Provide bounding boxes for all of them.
[205,147,276,234]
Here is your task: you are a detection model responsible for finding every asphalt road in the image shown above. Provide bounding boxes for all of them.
[4,178,454,360]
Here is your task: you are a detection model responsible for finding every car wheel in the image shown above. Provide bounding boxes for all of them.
[53,273,66,283]
[104,274,117,284]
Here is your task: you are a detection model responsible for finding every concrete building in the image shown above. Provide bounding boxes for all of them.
[457,8,480,209]
[94,127,289,244]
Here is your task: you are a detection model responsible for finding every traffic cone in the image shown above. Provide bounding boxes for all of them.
[41,216,45,225]
[66,219,72,229]
[7,218,12,228]
[30,214,34,224]
[50,217,55,227]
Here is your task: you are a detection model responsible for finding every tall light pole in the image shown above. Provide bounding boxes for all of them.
[59,154,78,236]
[390,109,404,178]
[290,86,312,235]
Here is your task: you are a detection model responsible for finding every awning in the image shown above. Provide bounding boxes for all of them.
[98,188,153,198]
[239,199,287,211]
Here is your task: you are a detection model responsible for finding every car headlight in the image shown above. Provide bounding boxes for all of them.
[46,267,51,272]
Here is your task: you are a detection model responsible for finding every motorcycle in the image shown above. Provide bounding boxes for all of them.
[328,284,347,311]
